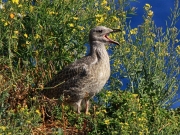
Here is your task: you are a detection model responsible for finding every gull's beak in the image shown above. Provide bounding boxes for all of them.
[105,28,121,45]
[112,29,121,33]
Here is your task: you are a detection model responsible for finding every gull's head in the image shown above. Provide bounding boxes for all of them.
[89,26,120,45]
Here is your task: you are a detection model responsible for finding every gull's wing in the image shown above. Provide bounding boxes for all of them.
[44,61,89,88]
[42,55,97,98]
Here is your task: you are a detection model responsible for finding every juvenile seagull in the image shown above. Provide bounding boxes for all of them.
[42,26,120,114]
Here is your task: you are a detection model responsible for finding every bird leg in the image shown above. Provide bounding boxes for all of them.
[75,99,82,114]
[85,99,89,114]
[77,105,81,114]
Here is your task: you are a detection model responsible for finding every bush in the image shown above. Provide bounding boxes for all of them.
[0,0,179,134]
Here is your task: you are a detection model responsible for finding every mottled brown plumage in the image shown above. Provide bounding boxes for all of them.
[42,26,120,113]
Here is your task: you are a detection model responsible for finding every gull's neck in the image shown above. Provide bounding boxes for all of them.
[89,41,109,60]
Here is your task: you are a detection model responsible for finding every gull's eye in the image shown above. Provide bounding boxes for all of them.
[96,30,103,33]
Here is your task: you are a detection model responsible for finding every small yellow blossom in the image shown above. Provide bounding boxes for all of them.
[132,111,136,116]
[132,94,138,98]
[73,17,78,20]
[122,30,126,35]
[139,51,143,56]
[148,10,153,17]
[35,109,41,116]
[72,29,76,33]
[101,109,107,113]
[101,0,107,6]
[124,123,129,126]
[0,126,6,131]
[95,111,100,115]
[125,47,130,53]
[144,3,151,10]
[20,107,25,112]
[10,13,15,19]
[18,4,22,8]
[29,6,34,12]
[12,0,19,4]
[95,14,103,18]
[35,34,40,39]
[24,33,28,38]
[69,23,74,27]
[106,91,112,97]
[26,120,31,124]
[14,30,19,34]
[119,12,126,18]
[139,131,144,135]
[0,4,5,10]
[176,45,180,54]
[130,28,138,35]
[112,16,119,21]
[77,25,85,30]
[104,6,111,11]
[26,41,30,45]
[48,11,55,15]
[104,119,110,125]
[120,37,125,43]
[4,22,8,26]
[95,14,105,25]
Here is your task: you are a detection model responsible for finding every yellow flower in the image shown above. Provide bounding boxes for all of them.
[132,111,136,116]
[24,33,28,38]
[112,16,119,21]
[95,14,103,18]
[101,0,107,6]
[12,0,19,4]
[122,30,126,35]
[10,13,15,19]
[26,41,30,45]
[35,109,41,116]
[73,17,78,20]
[14,30,19,34]
[26,120,31,124]
[95,14,105,25]
[104,119,110,125]
[139,131,144,135]
[4,22,8,26]
[125,47,130,53]
[144,3,151,10]
[0,4,5,10]
[48,11,55,15]
[120,37,125,43]
[95,111,100,115]
[130,28,138,35]
[119,11,126,18]
[104,6,111,11]
[29,6,34,12]
[132,94,138,98]
[77,25,85,30]
[72,29,76,33]
[0,126,6,131]
[69,23,74,27]
[35,34,40,39]
[18,4,22,8]
[148,10,153,17]
[176,45,180,54]
[101,109,107,113]
[20,107,25,112]
[106,91,112,97]
[124,123,129,126]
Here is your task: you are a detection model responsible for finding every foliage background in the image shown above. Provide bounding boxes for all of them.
[0,0,180,134]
